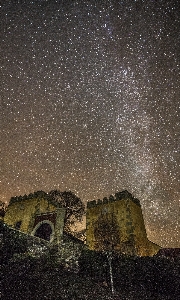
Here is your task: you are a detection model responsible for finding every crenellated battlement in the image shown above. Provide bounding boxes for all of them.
[9,191,49,205]
[4,188,160,257]
[8,191,65,210]
[86,190,160,256]
[87,190,141,208]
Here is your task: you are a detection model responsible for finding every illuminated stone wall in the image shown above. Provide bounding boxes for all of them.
[86,191,160,256]
[4,193,65,244]
[4,190,161,257]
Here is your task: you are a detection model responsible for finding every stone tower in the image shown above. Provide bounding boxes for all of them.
[86,190,160,256]
[4,192,66,244]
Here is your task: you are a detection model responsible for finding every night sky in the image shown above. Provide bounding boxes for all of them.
[1,0,180,248]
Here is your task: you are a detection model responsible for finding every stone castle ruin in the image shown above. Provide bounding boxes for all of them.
[86,190,160,256]
[2,190,160,261]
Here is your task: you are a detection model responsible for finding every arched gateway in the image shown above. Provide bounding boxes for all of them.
[31,220,55,242]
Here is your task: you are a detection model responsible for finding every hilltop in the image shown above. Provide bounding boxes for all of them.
[1,220,180,300]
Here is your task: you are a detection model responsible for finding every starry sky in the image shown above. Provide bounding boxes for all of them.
[1,0,180,248]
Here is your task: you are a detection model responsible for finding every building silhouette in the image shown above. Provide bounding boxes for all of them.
[3,190,160,257]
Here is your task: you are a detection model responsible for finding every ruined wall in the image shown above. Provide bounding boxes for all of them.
[86,191,160,256]
[4,197,57,234]
[4,193,66,246]
[3,192,83,268]
[4,190,160,258]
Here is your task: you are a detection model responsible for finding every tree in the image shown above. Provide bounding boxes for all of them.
[0,201,7,218]
[94,212,120,295]
[94,212,120,251]
[48,190,85,234]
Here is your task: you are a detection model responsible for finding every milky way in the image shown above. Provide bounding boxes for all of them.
[1,0,180,247]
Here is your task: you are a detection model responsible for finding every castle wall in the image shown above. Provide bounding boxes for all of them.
[4,196,67,247]
[86,192,161,256]
[126,200,160,256]
[3,195,82,269]
[4,198,56,234]
[86,199,131,251]
[4,190,161,257]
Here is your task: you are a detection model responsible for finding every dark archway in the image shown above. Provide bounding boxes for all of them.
[15,220,22,230]
[34,222,52,241]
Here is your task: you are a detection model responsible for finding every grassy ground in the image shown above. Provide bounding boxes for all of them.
[1,252,180,300]
[1,222,179,299]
